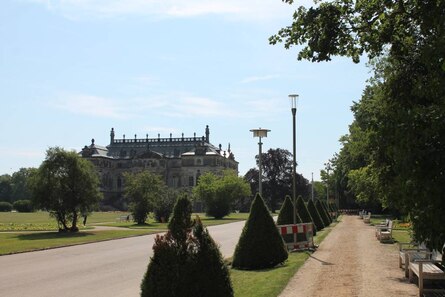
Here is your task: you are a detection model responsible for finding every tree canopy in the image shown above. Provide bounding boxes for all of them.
[193,170,251,219]
[244,148,309,212]
[124,171,167,224]
[30,147,102,232]
[271,0,445,251]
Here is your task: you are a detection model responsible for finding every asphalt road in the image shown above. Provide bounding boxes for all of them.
[0,220,245,297]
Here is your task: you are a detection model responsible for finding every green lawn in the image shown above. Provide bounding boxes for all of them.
[0,229,155,255]
[231,218,339,297]
[0,211,250,255]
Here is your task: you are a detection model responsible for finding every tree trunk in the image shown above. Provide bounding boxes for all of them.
[70,211,79,232]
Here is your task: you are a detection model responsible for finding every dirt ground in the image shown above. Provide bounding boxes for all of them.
[278,215,418,297]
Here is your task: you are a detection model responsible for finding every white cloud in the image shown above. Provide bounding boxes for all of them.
[26,0,299,22]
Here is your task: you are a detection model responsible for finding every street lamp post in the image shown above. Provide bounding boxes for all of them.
[250,128,270,197]
[289,94,299,226]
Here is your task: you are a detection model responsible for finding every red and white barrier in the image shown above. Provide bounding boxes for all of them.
[277,222,315,251]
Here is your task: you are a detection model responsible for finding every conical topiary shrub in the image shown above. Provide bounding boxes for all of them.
[296,196,316,236]
[168,194,193,245]
[321,200,333,223]
[232,193,288,270]
[191,216,233,297]
[141,232,190,297]
[307,199,325,231]
[141,196,233,297]
[277,195,302,244]
[316,199,331,227]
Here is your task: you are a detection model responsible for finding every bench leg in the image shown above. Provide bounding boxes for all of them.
[418,263,423,297]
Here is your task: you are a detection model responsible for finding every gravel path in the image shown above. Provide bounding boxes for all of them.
[278,215,418,297]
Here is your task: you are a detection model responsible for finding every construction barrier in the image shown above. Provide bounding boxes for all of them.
[277,222,315,251]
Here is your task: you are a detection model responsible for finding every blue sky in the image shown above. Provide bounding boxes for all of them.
[0,0,370,181]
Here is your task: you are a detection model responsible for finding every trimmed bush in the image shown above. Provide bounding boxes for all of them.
[277,196,303,244]
[168,195,193,244]
[321,200,333,223]
[296,196,316,236]
[141,196,233,297]
[191,217,233,297]
[316,200,331,227]
[307,199,324,231]
[0,201,12,212]
[141,233,189,297]
[232,193,288,270]
[13,200,34,212]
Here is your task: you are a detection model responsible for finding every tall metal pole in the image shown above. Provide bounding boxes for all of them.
[258,136,263,196]
[292,106,297,224]
[311,172,314,201]
[326,167,330,206]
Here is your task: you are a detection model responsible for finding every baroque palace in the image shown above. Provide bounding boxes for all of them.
[81,125,238,208]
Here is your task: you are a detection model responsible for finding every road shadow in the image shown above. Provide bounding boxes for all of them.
[306,252,334,265]
[16,232,94,241]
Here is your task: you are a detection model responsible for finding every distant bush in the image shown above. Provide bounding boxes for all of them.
[316,200,331,227]
[13,200,34,212]
[0,201,13,212]
[232,193,288,270]
[277,195,304,244]
[296,196,316,236]
[307,199,324,231]
[153,190,177,223]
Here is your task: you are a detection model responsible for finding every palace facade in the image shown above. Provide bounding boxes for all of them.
[81,125,238,209]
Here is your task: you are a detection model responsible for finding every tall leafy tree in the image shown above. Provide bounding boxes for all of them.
[271,0,445,252]
[124,171,166,224]
[30,147,102,232]
[194,170,251,219]
[244,148,309,212]
[0,174,12,203]
[11,167,36,202]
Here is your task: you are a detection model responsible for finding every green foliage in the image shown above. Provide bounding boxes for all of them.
[153,189,177,223]
[307,199,324,231]
[0,201,12,212]
[168,195,193,245]
[124,171,166,224]
[272,0,445,252]
[141,232,190,297]
[232,193,288,270]
[141,195,233,297]
[13,200,34,213]
[11,168,36,202]
[277,196,304,244]
[193,170,251,219]
[191,217,233,297]
[316,200,330,227]
[0,175,12,203]
[296,196,316,236]
[30,147,102,232]
[244,148,310,212]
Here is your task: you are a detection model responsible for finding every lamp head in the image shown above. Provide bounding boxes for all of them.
[288,94,299,110]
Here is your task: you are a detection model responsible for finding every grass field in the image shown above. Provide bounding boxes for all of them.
[0,211,250,255]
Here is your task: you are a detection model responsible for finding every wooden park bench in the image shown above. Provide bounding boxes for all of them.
[399,242,430,277]
[376,220,393,242]
[409,256,445,297]
[375,219,390,237]
[117,215,131,222]
[363,212,371,224]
